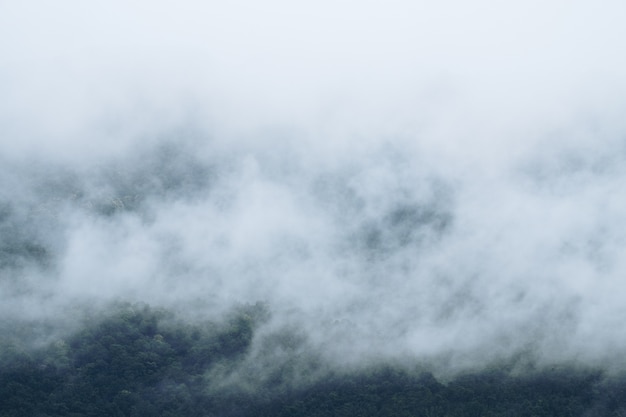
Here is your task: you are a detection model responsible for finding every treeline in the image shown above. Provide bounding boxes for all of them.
[1,303,625,417]
[0,303,264,417]
[252,367,622,417]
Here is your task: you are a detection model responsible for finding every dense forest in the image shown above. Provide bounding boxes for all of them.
[1,303,625,417]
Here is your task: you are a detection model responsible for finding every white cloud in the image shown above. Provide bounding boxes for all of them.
[2,0,626,375]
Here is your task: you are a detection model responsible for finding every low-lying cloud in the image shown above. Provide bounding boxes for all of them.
[2,0,626,379]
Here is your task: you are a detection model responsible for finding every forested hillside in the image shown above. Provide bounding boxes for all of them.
[2,304,625,417]
[3,2,626,416]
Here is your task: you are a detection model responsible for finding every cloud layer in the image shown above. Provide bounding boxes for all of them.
[2,1,626,376]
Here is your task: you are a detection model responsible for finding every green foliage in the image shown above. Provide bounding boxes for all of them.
[1,303,625,417]
[0,302,265,417]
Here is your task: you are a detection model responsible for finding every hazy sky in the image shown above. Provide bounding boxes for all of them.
[2,1,626,377]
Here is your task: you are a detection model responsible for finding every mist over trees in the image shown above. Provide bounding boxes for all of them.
[3,1,626,415]
[2,303,625,417]
[1,139,626,415]
[1,136,626,416]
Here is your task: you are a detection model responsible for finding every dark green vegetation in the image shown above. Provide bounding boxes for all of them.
[1,304,625,417]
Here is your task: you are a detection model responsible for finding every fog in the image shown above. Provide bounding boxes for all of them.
[2,1,626,379]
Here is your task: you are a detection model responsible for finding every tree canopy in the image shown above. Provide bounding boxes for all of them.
[1,303,625,417]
